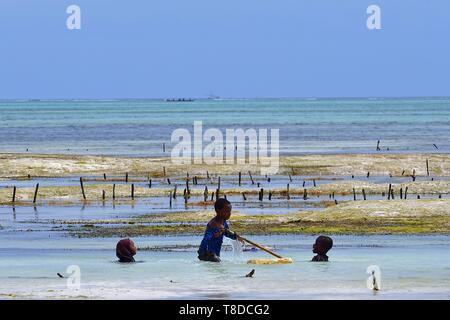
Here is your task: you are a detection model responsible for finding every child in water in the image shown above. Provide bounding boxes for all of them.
[311,235,333,262]
[198,198,242,262]
[116,238,137,262]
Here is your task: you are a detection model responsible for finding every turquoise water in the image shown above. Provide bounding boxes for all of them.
[1,97,450,299]
[0,98,449,155]
[0,234,449,299]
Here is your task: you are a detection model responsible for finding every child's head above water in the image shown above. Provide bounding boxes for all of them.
[116,238,137,263]
[312,235,333,262]
[214,198,232,220]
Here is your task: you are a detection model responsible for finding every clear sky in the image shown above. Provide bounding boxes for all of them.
[0,0,449,99]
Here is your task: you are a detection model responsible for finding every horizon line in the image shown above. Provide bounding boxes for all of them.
[1,95,450,102]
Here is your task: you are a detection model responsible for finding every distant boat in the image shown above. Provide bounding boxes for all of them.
[207,94,221,100]
[165,98,195,102]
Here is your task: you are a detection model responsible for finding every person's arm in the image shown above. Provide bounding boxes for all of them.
[224,228,238,240]
[209,220,225,238]
[213,226,225,238]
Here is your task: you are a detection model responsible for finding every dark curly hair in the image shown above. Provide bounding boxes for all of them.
[316,236,333,252]
[214,198,231,212]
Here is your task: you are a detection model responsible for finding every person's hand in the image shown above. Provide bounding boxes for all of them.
[231,231,244,243]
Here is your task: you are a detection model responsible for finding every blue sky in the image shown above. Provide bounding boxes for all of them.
[0,0,449,99]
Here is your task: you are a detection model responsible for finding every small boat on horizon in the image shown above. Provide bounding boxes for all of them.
[165,98,195,102]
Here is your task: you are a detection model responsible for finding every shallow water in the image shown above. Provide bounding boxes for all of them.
[0,234,449,299]
[1,98,450,156]
[1,173,448,224]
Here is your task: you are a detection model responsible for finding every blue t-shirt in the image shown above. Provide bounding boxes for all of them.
[198,221,237,256]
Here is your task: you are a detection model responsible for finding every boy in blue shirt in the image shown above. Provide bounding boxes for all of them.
[198,198,242,262]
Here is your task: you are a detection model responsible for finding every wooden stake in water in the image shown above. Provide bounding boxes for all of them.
[242,192,247,201]
[131,184,134,200]
[169,191,172,208]
[353,188,356,201]
[33,183,39,204]
[238,172,242,186]
[362,189,366,200]
[287,184,290,200]
[426,159,429,176]
[113,184,116,200]
[249,171,255,185]
[12,186,16,203]
[125,172,128,183]
[80,177,86,200]
[404,186,408,199]
[103,173,107,180]
[204,186,208,202]
[303,189,307,200]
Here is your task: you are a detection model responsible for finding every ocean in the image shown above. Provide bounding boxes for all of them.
[0,97,449,156]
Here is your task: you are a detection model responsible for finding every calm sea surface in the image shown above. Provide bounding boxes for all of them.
[0,98,449,156]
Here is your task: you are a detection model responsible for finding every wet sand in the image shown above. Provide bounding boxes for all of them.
[0,153,449,236]
[1,153,450,178]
